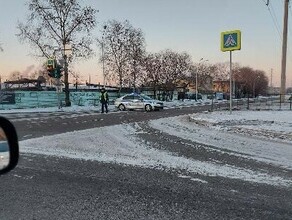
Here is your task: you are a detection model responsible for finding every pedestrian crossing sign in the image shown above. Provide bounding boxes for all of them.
[221,30,241,52]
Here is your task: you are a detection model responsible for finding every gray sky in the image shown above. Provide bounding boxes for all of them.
[0,0,290,86]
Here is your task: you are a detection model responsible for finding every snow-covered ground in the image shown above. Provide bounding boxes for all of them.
[0,98,218,114]
[18,108,292,187]
[149,111,292,185]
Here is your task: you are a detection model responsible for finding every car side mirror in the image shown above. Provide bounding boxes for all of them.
[0,117,19,175]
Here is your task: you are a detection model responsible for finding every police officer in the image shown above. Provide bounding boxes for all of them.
[99,87,109,113]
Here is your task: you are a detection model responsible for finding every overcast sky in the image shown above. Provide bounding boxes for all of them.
[0,0,290,86]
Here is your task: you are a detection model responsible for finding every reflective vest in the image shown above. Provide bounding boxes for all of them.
[100,91,108,103]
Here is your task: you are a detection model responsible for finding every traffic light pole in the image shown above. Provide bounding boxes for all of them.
[56,78,62,109]
[63,54,71,107]
[46,44,71,107]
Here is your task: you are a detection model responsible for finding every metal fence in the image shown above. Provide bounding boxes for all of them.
[211,95,292,111]
[0,91,124,110]
[1,90,291,111]
[0,89,140,110]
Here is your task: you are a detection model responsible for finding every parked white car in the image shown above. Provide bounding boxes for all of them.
[114,93,164,112]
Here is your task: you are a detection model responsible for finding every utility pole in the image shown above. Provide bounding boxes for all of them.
[270,68,273,88]
[280,0,289,102]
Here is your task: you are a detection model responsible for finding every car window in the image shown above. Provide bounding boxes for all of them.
[123,95,134,100]
[133,95,141,100]
[140,94,153,100]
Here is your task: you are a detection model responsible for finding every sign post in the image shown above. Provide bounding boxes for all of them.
[221,30,241,114]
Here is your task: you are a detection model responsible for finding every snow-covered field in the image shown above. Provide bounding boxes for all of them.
[19,109,292,187]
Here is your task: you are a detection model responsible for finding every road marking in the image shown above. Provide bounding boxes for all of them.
[178,175,208,184]
[23,134,33,138]
[190,178,208,184]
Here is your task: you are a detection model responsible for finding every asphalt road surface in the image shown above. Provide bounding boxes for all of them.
[8,105,215,140]
[0,106,291,220]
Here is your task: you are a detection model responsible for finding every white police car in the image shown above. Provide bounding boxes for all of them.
[114,93,164,112]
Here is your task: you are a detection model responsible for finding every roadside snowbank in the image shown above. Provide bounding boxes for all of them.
[190,110,292,143]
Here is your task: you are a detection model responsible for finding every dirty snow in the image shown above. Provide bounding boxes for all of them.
[19,109,292,187]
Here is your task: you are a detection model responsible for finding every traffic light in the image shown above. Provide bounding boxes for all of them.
[55,65,63,78]
[46,58,63,78]
[47,58,56,78]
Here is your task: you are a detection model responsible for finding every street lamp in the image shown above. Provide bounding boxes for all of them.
[196,58,208,101]
[253,75,261,98]
[232,69,239,99]
[101,25,107,86]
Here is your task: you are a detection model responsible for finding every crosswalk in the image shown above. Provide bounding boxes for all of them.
[0,110,103,121]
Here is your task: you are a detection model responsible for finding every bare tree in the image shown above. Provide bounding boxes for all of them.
[17,0,98,106]
[124,28,146,91]
[142,52,165,97]
[187,62,214,92]
[142,50,192,95]
[253,70,269,97]
[139,49,192,99]
[160,50,192,89]
[234,67,268,97]
[211,62,230,80]
[100,20,145,94]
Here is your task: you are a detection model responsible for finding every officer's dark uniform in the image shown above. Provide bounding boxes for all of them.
[100,88,109,113]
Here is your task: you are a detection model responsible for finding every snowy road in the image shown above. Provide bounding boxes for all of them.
[19,117,292,187]
[1,107,292,219]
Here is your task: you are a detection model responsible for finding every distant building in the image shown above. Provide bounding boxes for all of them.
[213,80,247,98]
[3,77,46,91]
[213,80,230,93]
[267,86,280,95]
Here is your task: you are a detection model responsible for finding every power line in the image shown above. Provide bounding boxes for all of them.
[288,1,292,33]
[262,1,292,62]
[261,0,270,6]
[268,0,292,67]
[267,0,282,40]
[260,0,282,63]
